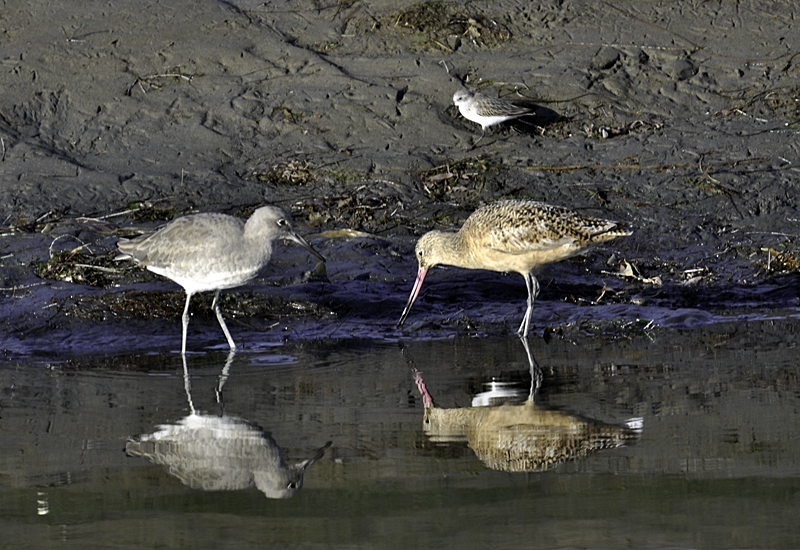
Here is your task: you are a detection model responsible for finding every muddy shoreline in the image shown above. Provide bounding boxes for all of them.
[1,0,799,357]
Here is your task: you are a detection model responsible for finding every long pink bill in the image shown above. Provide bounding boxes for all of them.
[397,266,428,327]
[413,370,434,409]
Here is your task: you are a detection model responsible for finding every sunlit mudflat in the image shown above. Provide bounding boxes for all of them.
[2,321,799,549]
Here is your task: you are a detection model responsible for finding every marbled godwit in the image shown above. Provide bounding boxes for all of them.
[413,340,642,473]
[453,89,535,142]
[397,200,631,337]
[417,372,642,472]
[117,206,325,354]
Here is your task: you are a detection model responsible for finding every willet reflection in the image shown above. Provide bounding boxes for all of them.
[126,353,331,498]
[415,337,642,472]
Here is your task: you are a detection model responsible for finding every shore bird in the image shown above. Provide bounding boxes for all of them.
[126,354,331,499]
[117,206,325,354]
[397,200,631,337]
[126,415,331,498]
[414,368,642,473]
[453,89,535,142]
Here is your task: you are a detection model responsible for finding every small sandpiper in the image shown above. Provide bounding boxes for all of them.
[453,88,535,142]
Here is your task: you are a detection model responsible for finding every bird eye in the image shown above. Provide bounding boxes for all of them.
[287,482,298,489]
[277,218,288,227]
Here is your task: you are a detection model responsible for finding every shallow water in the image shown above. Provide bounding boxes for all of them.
[2,321,800,549]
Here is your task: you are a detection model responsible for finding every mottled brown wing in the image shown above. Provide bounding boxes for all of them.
[466,201,583,254]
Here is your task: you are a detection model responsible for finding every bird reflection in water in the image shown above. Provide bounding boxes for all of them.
[126,352,331,498]
[414,338,642,472]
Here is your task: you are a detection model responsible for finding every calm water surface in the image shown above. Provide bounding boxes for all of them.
[2,321,800,549]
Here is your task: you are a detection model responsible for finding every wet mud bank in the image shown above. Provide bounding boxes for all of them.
[1,0,799,357]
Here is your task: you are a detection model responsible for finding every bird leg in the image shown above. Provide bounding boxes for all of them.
[181,292,193,356]
[472,128,486,146]
[518,335,543,401]
[516,273,540,338]
[181,352,196,415]
[212,289,237,352]
[215,349,236,408]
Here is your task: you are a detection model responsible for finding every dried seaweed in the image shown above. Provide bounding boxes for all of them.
[35,249,122,288]
[246,160,317,185]
[418,158,503,201]
[391,1,511,50]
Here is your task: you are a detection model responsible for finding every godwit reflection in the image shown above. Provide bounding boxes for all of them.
[126,352,331,498]
[415,337,642,472]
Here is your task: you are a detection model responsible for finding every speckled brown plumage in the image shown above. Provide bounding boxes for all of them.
[415,369,642,473]
[398,200,631,337]
[423,402,642,473]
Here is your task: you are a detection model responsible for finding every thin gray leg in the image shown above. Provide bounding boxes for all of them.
[473,128,486,146]
[212,290,237,351]
[518,335,542,401]
[181,353,196,415]
[215,349,236,406]
[181,292,193,355]
[516,273,540,338]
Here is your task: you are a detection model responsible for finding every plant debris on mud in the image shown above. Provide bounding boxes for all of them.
[35,249,122,288]
[245,160,317,186]
[391,1,511,50]
[64,290,337,323]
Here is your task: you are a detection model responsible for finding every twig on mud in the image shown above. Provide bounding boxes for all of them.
[746,231,800,238]
[759,247,800,274]
[48,235,92,258]
[604,260,662,286]
[128,68,199,95]
[61,27,110,43]
[73,263,121,274]
[61,27,86,43]
[1,137,5,162]
[76,207,143,223]
[36,211,55,224]
[592,283,608,305]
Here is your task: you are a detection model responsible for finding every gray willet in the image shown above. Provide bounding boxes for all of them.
[117,206,326,354]
[126,354,331,498]
[397,200,631,337]
[126,416,330,498]
[453,89,535,143]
